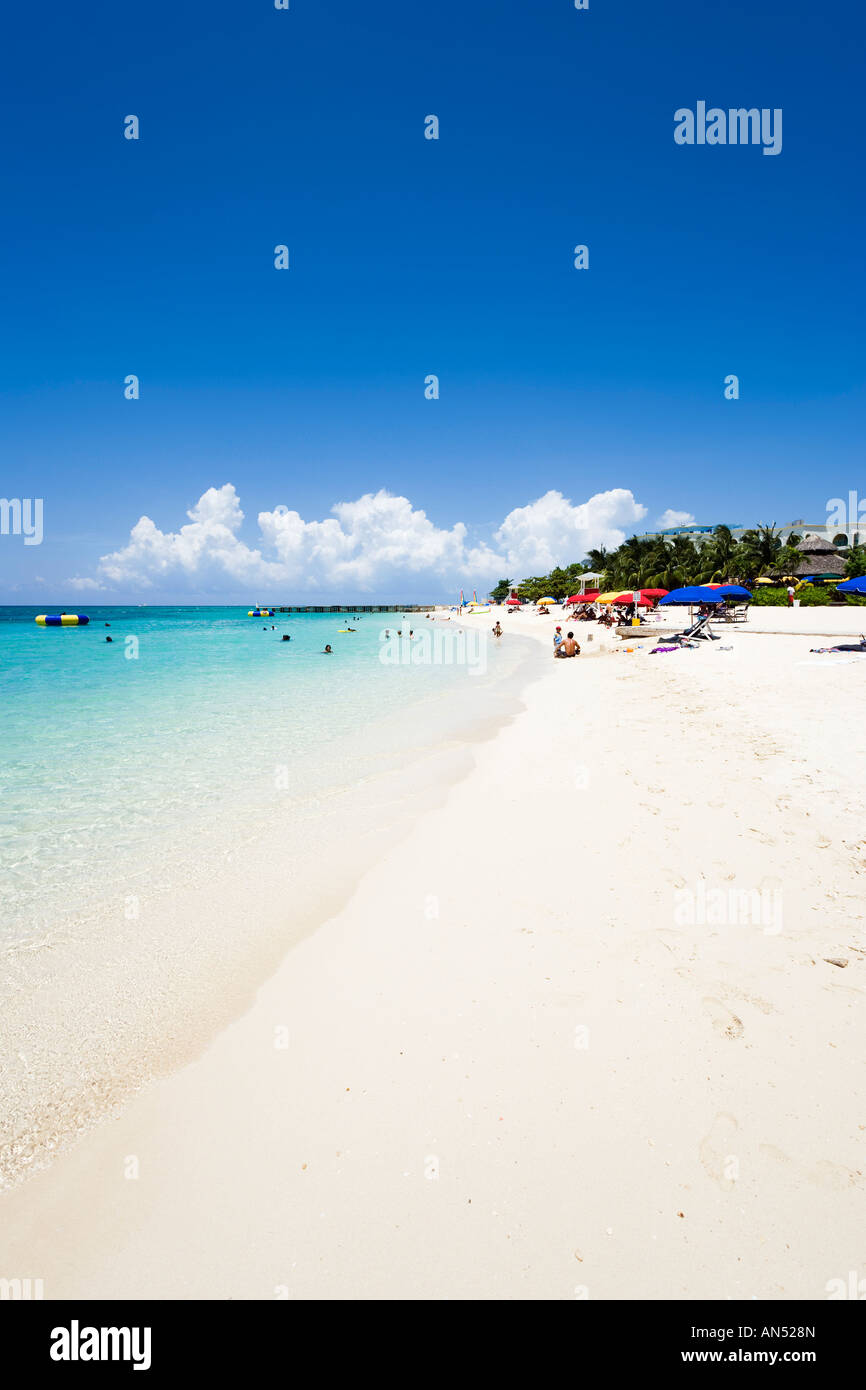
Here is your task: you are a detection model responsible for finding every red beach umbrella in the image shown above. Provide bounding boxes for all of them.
[612,592,653,606]
[568,591,600,603]
[611,588,669,605]
[505,597,522,606]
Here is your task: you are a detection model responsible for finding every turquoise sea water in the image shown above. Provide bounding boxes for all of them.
[0,606,524,940]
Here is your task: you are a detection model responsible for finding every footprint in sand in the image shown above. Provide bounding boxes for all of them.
[758,1144,862,1191]
[747,827,776,845]
[654,928,689,957]
[702,997,744,1039]
[728,987,775,1016]
[699,1113,740,1190]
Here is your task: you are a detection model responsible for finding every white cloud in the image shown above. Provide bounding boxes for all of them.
[657,509,695,529]
[68,483,652,595]
[67,575,106,592]
[93,485,278,591]
[257,491,501,588]
[495,489,647,574]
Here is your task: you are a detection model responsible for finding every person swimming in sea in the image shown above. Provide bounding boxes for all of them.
[323,644,332,654]
[281,634,290,641]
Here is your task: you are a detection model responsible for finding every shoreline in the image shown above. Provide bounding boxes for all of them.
[0,623,542,1191]
[1,614,864,1297]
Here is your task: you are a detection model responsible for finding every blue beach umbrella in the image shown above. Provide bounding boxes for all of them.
[837,576,866,595]
[716,584,752,599]
[658,586,727,605]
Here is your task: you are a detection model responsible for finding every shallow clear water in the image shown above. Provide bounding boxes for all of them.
[0,606,523,939]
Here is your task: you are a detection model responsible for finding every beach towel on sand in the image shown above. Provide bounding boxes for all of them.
[809,642,866,654]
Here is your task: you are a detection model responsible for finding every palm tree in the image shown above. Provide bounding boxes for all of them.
[775,541,802,580]
[845,544,866,578]
[704,525,736,581]
[741,523,783,575]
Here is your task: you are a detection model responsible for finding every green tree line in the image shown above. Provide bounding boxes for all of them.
[489,526,866,603]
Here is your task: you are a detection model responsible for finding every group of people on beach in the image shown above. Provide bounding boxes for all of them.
[569,603,629,626]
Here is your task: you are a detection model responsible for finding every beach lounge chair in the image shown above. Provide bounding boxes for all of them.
[668,613,720,645]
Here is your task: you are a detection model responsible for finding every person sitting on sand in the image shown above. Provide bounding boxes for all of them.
[555,631,580,658]
[553,625,563,654]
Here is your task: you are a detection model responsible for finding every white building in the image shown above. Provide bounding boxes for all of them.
[636,520,857,547]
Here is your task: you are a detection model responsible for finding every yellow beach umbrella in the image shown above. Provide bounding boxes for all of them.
[596,591,626,603]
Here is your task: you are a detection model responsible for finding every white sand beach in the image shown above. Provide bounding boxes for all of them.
[1,606,865,1300]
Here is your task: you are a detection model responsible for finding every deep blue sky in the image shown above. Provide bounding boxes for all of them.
[1,0,864,599]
